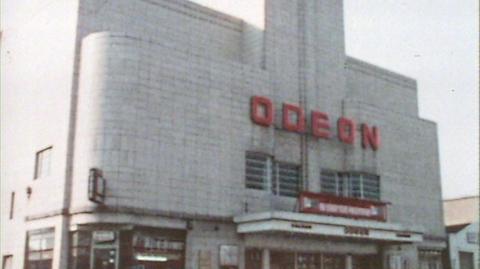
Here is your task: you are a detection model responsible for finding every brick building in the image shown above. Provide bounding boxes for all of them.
[1,0,446,269]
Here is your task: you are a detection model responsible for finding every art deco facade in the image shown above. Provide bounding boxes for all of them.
[1,1,446,269]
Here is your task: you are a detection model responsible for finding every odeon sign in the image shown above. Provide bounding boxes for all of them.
[250,96,380,151]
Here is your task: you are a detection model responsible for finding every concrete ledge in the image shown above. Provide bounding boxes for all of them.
[234,211,424,243]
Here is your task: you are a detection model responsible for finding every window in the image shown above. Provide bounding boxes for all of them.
[34,147,52,179]
[245,152,271,190]
[419,250,442,269]
[273,162,301,197]
[245,152,302,197]
[466,231,479,244]
[320,171,380,200]
[69,231,91,269]
[362,174,380,200]
[26,228,54,269]
[9,192,14,219]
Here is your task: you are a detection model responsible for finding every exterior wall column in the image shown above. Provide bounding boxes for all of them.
[262,249,270,269]
[345,255,353,269]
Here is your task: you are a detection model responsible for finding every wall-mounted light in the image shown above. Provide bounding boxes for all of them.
[26,186,32,198]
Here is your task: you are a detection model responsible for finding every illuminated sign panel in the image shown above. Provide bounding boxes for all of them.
[250,96,381,150]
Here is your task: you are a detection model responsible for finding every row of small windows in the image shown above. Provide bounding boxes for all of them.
[245,152,380,201]
[320,171,380,200]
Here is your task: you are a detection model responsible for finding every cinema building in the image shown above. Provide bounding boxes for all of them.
[1,0,446,268]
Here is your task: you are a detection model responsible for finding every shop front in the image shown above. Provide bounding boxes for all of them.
[235,192,424,269]
[245,249,379,269]
[69,225,186,269]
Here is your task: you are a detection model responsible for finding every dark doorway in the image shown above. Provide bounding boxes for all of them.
[271,251,295,269]
[92,248,116,269]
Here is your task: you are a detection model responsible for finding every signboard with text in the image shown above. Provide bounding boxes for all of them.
[299,192,388,221]
[250,96,381,151]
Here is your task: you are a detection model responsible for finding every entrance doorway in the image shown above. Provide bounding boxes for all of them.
[271,251,295,269]
[246,249,360,269]
[352,255,379,269]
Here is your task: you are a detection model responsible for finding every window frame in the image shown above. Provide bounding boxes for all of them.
[25,228,55,269]
[320,170,381,201]
[34,146,53,180]
[245,152,272,191]
[273,161,302,197]
[245,152,302,198]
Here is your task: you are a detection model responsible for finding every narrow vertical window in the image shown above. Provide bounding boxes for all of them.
[9,192,14,219]
[320,170,337,195]
[245,152,270,190]
[274,162,301,197]
[362,174,380,200]
[34,147,52,179]
[320,171,381,200]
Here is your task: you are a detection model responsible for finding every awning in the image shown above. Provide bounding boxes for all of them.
[234,211,423,243]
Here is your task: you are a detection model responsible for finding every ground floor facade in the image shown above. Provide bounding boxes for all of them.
[4,210,446,269]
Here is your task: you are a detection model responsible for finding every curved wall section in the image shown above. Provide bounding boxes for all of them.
[71,32,272,220]
[71,32,113,211]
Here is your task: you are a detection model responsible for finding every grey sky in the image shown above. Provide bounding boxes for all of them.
[343,0,479,199]
[2,0,478,199]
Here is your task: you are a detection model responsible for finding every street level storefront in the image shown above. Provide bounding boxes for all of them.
[69,226,185,269]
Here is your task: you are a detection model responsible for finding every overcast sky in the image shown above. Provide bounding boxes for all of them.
[343,0,479,199]
[2,0,478,199]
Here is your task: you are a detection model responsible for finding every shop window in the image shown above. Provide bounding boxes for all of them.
[69,231,92,269]
[245,249,262,269]
[34,147,52,179]
[297,253,321,269]
[245,152,301,197]
[131,230,185,269]
[419,250,442,269]
[26,228,54,269]
[320,171,380,200]
[322,254,345,269]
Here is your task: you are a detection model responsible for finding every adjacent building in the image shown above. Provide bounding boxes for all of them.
[444,196,479,269]
[1,0,446,269]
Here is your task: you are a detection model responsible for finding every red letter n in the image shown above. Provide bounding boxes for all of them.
[282,103,306,132]
[361,124,380,151]
[251,96,274,127]
[311,111,331,139]
[337,117,355,145]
